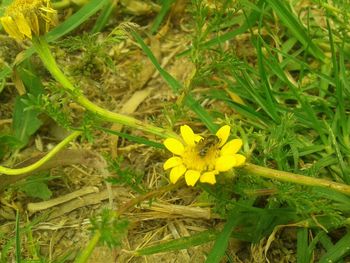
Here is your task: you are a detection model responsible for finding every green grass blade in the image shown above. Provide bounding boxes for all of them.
[91,0,116,33]
[131,30,217,132]
[325,121,348,183]
[99,127,164,149]
[15,210,21,263]
[255,35,280,123]
[47,0,110,42]
[319,232,350,263]
[178,0,264,56]
[135,230,218,256]
[266,0,325,61]
[233,71,279,123]
[297,228,310,263]
[150,0,175,34]
[130,30,182,92]
[205,212,239,263]
[261,46,328,145]
[184,95,218,133]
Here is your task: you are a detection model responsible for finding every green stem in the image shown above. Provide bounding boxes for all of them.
[243,163,350,196]
[32,36,178,140]
[74,230,101,263]
[0,131,81,175]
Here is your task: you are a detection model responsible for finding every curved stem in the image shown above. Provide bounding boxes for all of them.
[243,163,350,196]
[32,36,178,140]
[0,131,81,175]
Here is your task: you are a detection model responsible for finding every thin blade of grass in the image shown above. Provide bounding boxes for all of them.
[233,71,279,123]
[297,228,310,263]
[205,212,239,263]
[131,30,217,132]
[91,0,116,33]
[99,127,164,149]
[266,0,325,61]
[178,0,264,56]
[255,35,280,123]
[324,121,348,183]
[262,44,328,145]
[15,210,21,263]
[318,232,350,263]
[47,0,110,42]
[150,0,175,34]
[135,230,217,256]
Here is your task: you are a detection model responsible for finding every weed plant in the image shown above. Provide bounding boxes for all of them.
[0,0,350,262]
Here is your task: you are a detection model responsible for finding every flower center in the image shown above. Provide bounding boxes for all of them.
[182,144,220,172]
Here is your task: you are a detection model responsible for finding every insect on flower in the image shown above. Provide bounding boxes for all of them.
[197,135,221,157]
[0,0,57,41]
[163,125,246,186]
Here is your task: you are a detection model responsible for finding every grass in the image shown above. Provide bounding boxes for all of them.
[0,0,350,262]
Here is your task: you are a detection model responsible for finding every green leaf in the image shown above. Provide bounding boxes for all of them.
[0,135,22,159]
[12,96,42,148]
[135,230,218,256]
[20,181,52,200]
[12,66,44,148]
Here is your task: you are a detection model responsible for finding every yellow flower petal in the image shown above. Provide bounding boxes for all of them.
[216,125,230,147]
[220,139,243,156]
[200,171,217,184]
[180,125,195,146]
[15,13,32,39]
[1,16,24,40]
[170,164,186,184]
[184,170,201,186]
[215,156,236,171]
[233,154,246,167]
[164,138,184,155]
[163,157,183,170]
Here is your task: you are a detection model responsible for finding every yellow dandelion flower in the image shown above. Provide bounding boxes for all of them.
[163,125,246,186]
[0,0,57,41]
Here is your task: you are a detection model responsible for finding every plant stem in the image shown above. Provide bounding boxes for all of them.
[31,36,178,140]
[243,163,350,196]
[0,131,81,175]
[74,230,101,263]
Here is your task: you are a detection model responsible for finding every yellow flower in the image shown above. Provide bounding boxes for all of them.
[0,0,57,41]
[163,125,246,186]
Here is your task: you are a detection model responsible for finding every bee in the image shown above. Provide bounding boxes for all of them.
[197,135,221,157]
